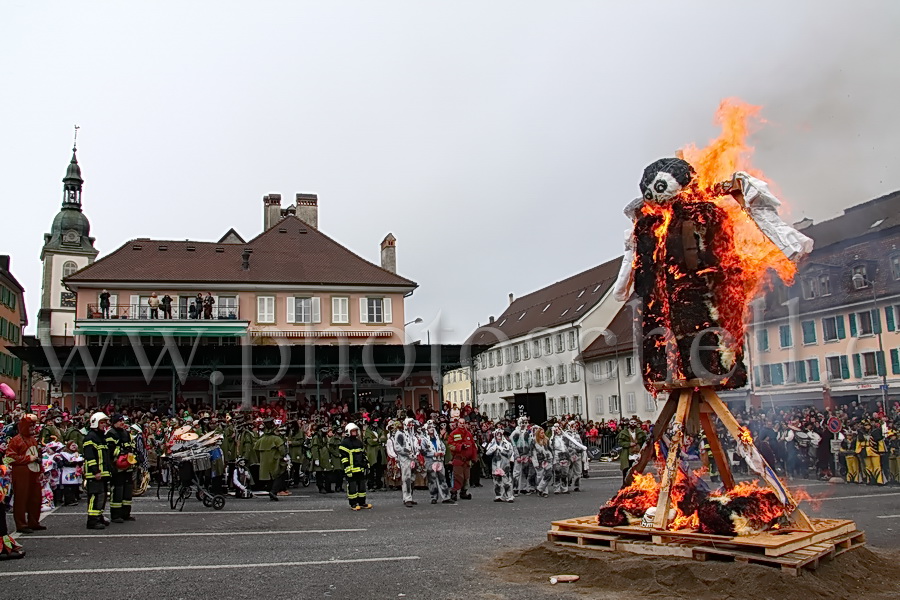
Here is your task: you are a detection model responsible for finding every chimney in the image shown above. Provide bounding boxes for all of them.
[296,193,318,229]
[508,293,514,305]
[242,249,252,270]
[489,316,495,324]
[263,193,282,231]
[380,233,397,274]
[0,255,9,272]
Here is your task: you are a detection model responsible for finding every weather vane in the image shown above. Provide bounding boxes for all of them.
[73,124,80,151]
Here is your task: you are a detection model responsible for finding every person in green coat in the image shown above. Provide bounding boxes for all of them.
[327,426,345,493]
[362,420,387,491]
[239,419,262,490]
[254,420,288,501]
[310,425,334,493]
[287,421,308,488]
[617,419,648,486]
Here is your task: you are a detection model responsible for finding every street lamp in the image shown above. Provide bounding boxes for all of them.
[852,272,889,409]
[404,317,423,326]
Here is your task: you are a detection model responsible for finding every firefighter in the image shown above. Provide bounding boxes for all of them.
[339,423,372,510]
[83,412,112,530]
[107,414,136,523]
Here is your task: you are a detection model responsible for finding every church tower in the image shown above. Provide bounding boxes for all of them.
[38,136,99,345]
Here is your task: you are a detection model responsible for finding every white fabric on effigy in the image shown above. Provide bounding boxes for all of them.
[732,171,814,261]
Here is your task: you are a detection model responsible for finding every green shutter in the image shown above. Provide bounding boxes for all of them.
[891,349,900,375]
[836,316,846,339]
[9,292,15,310]
[873,309,882,334]
[796,360,807,383]
[886,306,896,332]
[772,364,785,385]
[757,329,769,352]
[809,359,820,382]
[801,321,816,344]
[852,354,862,378]
[753,367,760,387]
[780,326,792,348]
[840,356,850,379]
[877,351,887,377]
[849,313,858,337]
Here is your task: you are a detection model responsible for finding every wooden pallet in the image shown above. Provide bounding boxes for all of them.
[547,516,865,575]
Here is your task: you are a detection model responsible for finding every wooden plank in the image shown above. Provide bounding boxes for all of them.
[653,389,691,529]
[699,411,735,489]
[617,541,695,558]
[624,394,678,486]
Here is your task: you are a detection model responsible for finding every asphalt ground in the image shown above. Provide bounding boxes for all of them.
[2,461,898,600]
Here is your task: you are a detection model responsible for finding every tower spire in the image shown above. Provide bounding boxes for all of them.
[62,128,84,210]
[73,124,79,151]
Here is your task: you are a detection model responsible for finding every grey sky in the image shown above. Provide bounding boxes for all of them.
[2,2,898,343]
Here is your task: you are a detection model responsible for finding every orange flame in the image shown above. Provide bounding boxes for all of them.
[739,427,754,445]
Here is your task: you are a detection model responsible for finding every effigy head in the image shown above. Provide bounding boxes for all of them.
[639,157,695,203]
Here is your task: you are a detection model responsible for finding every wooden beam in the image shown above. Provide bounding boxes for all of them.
[652,389,691,530]
[699,411,735,490]
[624,392,678,486]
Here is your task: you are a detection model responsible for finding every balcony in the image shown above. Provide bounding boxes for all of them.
[74,304,249,338]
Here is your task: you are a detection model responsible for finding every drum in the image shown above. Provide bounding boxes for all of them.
[191,454,212,472]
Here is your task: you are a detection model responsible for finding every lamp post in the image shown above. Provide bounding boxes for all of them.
[852,272,889,409]
[404,317,423,327]
[615,346,624,422]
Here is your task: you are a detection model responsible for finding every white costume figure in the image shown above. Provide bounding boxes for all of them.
[392,418,420,507]
[232,458,254,499]
[420,421,453,504]
[510,417,534,494]
[530,428,554,498]
[485,429,515,503]
[564,423,587,492]
[549,424,571,494]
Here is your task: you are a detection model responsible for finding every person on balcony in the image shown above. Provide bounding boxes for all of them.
[147,293,160,319]
[99,289,111,319]
[195,293,204,319]
[203,293,215,319]
[161,294,173,319]
[188,301,198,320]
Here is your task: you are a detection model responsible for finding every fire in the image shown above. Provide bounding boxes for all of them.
[738,427,754,445]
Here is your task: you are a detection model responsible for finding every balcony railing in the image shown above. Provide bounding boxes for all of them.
[85,303,240,321]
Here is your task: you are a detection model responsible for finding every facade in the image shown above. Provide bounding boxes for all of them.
[442,367,472,407]
[38,146,99,345]
[467,257,624,422]
[0,256,26,408]
[741,191,900,411]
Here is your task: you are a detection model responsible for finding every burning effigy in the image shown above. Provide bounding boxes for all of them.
[599,100,816,536]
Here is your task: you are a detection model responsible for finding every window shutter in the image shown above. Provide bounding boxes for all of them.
[852,354,862,378]
[130,295,139,317]
[891,349,900,375]
[312,297,321,323]
[752,367,760,387]
[839,356,850,379]
[872,309,882,334]
[876,350,886,377]
[886,306,896,332]
[848,313,858,337]
[801,321,816,344]
[772,364,784,386]
[359,298,368,324]
[809,359,820,382]
[383,298,392,323]
[836,316,846,339]
[796,361,807,383]
[286,297,295,323]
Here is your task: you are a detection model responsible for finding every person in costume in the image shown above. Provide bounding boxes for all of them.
[857,421,887,485]
[6,414,45,533]
[362,419,387,492]
[446,420,476,502]
[328,426,345,493]
[485,427,515,503]
[311,424,334,494]
[392,418,420,507]
[339,423,372,510]
[40,441,64,510]
[617,419,647,486]
[231,457,254,498]
[510,417,534,495]
[549,423,571,494]
[530,427,553,498]
[0,463,25,559]
[564,422,587,492]
[83,412,112,530]
[255,419,289,501]
[58,439,84,506]
[419,420,453,504]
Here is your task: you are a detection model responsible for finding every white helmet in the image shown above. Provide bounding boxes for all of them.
[345,423,359,435]
[89,411,110,429]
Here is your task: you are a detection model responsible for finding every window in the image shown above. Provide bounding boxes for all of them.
[513,345,521,362]
[559,396,568,414]
[592,362,602,381]
[756,329,769,352]
[219,295,238,319]
[556,334,564,353]
[625,356,635,377]
[332,297,349,324]
[609,395,620,415]
[62,260,78,278]
[504,347,512,363]
[545,366,554,386]
[490,377,496,393]
[801,320,817,345]
[626,392,636,414]
[852,265,869,288]
[572,395,581,415]
[892,255,900,280]
[363,297,387,324]
[818,273,832,296]
[570,363,580,382]
[532,340,541,358]
[596,395,604,415]
[826,355,849,381]
[257,296,275,323]
[760,365,772,386]
[549,398,556,415]
[465,389,470,403]
[645,393,656,411]
[850,310,877,337]
[557,365,567,384]
[489,353,495,368]
[497,376,504,392]
[822,316,845,341]
[505,374,512,389]
[289,297,315,324]
[805,358,820,382]
[567,331,576,350]
[543,337,552,354]
[514,373,521,389]
[605,360,614,379]
[525,371,532,387]
[801,272,831,300]
[522,343,530,360]
[535,369,543,386]
[857,351,885,377]
[779,325,793,348]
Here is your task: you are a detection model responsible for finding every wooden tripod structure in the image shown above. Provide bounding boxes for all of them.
[625,382,814,532]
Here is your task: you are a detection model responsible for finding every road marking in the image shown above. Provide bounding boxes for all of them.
[22,528,366,540]
[133,495,311,500]
[0,555,421,577]
[876,515,900,519]
[814,492,900,502]
[44,509,335,516]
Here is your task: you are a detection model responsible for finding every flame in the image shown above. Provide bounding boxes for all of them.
[738,427,754,445]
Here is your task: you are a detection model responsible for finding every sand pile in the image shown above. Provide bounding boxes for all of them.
[490,542,900,600]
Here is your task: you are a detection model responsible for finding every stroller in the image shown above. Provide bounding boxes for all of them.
[165,429,227,511]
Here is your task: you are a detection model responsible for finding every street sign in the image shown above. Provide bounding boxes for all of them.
[830,439,842,454]
[827,417,842,434]
[881,384,889,392]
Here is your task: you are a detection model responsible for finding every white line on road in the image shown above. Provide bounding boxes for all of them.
[0,555,421,577]
[876,515,900,519]
[44,509,334,516]
[22,528,366,540]
[813,492,900,502]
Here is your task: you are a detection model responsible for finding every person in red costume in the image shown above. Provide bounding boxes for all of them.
[6,414,47,534]
[447,420,476,502]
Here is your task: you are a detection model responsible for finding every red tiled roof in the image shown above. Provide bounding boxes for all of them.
[579,299,638,361]
[65,216,417,288]
[465,256,623,345]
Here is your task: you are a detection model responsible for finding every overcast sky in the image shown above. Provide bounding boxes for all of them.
[2,2,898,343]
